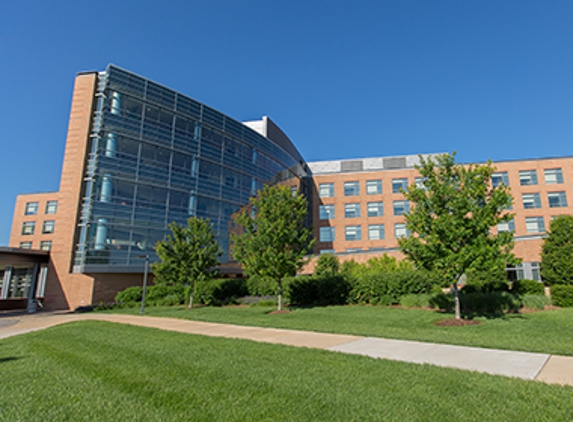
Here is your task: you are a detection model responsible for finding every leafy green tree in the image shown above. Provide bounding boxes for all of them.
[541,215,573,286]
[152,217,222,308]
[314,253,340,277]
[399,153,519,319]
[232,184,315,310]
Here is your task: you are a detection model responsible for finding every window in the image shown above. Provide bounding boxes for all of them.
[42,220,55,234]
[319,249,335,255]
[519,170,538,186]
[39,241,52,251]
[366,180,382,195]
[491,172,509,187]
[344,203,361,218]
[346,248,362,253]
[319,204,335,220]
[525,216,545,233]
[544,168,563,184]
[394,223,410,238]
[22,222,35,235]
[345,225,362,241]
[45,200,58,214]
[318,183,334,198]
[497,219,515,232]
[392,178,408,194]
[414,177,426,190]
[19,242,32,249]
[25,202,38,215]
[522,193,541,209]
[368,224,385,240]
[319,227,335,242]
[548,192,568,208]
[531,262,541,282]
[393,200,410,216]
[344,181,360,196]
[367,202,384,217]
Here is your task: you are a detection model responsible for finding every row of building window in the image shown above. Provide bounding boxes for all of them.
[319,178,418,198]
[19,241,52,251]
[522,192,568,208]
[319,201,409,219]
[21,221,55,235]
[24,201,58,216]
[319,223,409,242]
[491,168,564,187]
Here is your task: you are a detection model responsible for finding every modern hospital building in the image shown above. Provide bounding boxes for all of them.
[2,64,572,311]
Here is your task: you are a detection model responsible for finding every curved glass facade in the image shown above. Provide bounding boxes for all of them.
[74,65,308,271]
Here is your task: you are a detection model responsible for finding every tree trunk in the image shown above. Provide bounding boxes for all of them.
[277,283,282,311]
[453,275,461,319]
[188,290,194,309]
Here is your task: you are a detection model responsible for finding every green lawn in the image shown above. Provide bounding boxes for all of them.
[1,321,572,421]
[104,305,573,356]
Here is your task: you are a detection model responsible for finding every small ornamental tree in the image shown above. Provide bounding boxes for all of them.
[232,184,315,311]
[541,215,573,286]
[399,153,519,319]
[151,217,222,308]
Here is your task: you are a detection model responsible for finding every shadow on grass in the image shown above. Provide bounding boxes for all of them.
[0,356,24,364]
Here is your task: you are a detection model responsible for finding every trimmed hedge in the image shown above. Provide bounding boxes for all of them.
[115,286,143,304]
[512,279,545,296]
[287,275,351,306]
[246,275,277,296]
[460,291,521,315]
[195,278,248,306]
[521,294,551,310]
[551,285,573,307]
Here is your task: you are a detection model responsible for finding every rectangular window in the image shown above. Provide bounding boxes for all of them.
[344,203,361,218]
[344,181,360,196]
[319,204,335,220]
[319,249,336,255]
[544,168,564,184]
[368,224,385,240]
[548,191,568,208]
[519,170,538,186]
[497,219,515,232]
[392,178,408,194]
[318,183,334,198]
[45,200,58,214]
[25,202,39,215]
[42,220,55,234]
[345,225,362,241]
[319,227,335,242]
[414,177,426,190]
[531,262,541,282]
[525,216,545,233]
[522,193,542,209]
[367,202,384,217]
[491,172,509,187]
[394,223,410,238]
[366,180,382,195]
[19,242,32,249]
[393,200,410,216]
[22,221,35,235]
[39,241,52,251]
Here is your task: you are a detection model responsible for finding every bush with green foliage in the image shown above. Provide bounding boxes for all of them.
[460,291,521,316]
[520,294,551,310]
[428,291,455,311]
[512,279,545,296]
[541,215,573,286]
[246,275,277,296]
[194,278,248,306]
[399,294,431,308]
[550,285,573,307]
[287,275,351,306]
[314,253,340,277]
[146,284,185,304]
[115,286,143,304]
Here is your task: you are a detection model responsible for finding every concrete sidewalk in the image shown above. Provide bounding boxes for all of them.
[1,311,572,387]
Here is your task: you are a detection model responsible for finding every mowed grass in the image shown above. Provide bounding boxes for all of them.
[105,305,573,356]
[1,321,572,421]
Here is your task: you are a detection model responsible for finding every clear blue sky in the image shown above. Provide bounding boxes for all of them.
[1,0,572,245]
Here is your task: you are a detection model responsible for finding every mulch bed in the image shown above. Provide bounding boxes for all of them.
[268,310,291,315]
[435,318,482,327]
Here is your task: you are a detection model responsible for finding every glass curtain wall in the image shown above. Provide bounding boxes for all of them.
[74,65,308,270]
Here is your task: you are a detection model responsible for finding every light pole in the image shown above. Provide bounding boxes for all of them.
[134,254,150,314]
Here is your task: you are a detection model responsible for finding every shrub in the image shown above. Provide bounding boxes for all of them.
[399,294,431,308]
[460,291,521,315]
[287,275,351,306]
[160,294,183,306]
[146,284,185,304]
[429,291,454,311]
[551,285,573,307]
[512,279,545,296]
[541,215,573,286]
[246,275,276,296]
[195,278,248,306]
[521,294,551,310]
[314,253,340,277]
[250,299,277,307]
[115,286,143,303]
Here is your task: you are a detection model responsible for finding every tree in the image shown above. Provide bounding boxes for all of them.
[399,153,519,319]
[232,184,315,310]
[152,217,222,308]
[541,215,573,286]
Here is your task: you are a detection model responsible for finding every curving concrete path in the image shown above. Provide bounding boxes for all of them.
[1,311,572,386]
